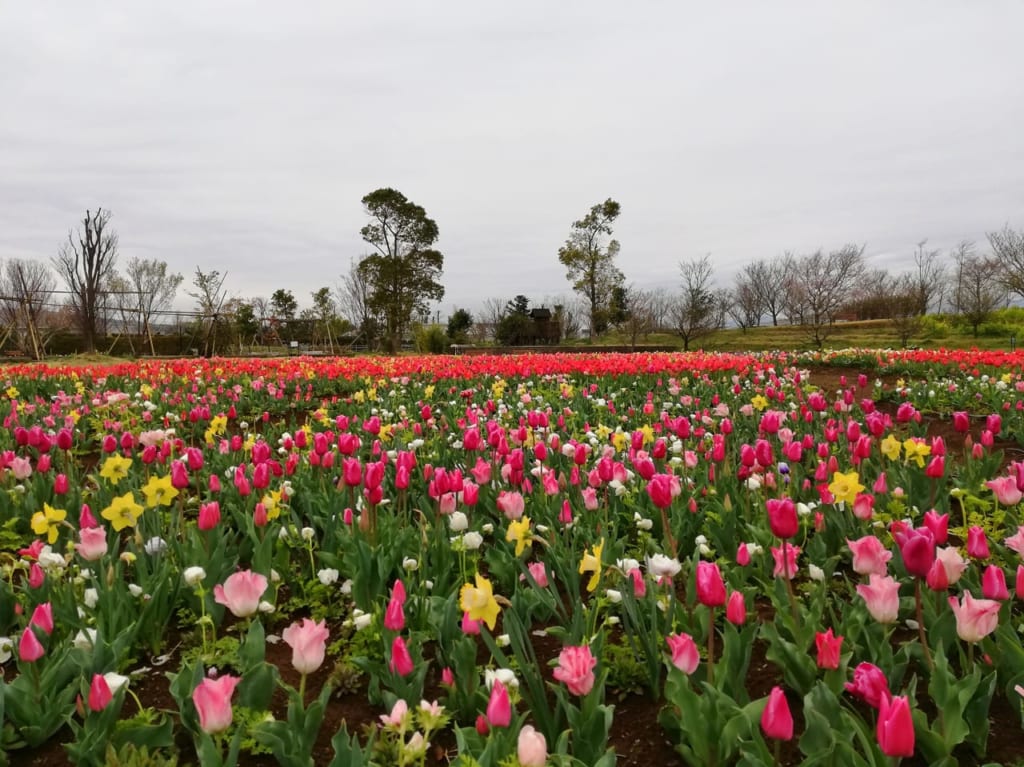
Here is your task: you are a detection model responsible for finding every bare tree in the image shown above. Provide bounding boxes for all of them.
[338,257,379,349]
[788,245,866,348]
[123,257,184,355]
[988,225,1024,300]
[617,286,657,350]
[104,274,137,354]
[187,268,229,356]
[51,208,119,353]
[743,257,789,326]
[908,241,946,315]
[952,243,1005,336]
[647,287,675,332]
[672,255,720,351]
[725,279,763,332]
[0,259,59,359]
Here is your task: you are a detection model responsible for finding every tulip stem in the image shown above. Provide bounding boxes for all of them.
[914,580,933,670]
[781,539,799,626]
[299,672,307,702]
[706,607,715,687]
[773,739,781,766]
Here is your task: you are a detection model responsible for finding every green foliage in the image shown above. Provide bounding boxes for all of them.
[558,199,624,339]
[414,323,449,354]
[446,308,473,343]
[601,640,647,697]
[102,743,180,767]
[358,188,445,354]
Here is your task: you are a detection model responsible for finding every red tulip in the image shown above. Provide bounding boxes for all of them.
[88,674,113,711]
[982,565,1009,600]
[814,628,843,670]
[389,636,414,676]
[894,526,935,578]
[766,497,798,539]
[760,686,794,741]
[876,695,915,757]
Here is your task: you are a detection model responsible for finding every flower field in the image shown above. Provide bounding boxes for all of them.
[3,349,1024,767]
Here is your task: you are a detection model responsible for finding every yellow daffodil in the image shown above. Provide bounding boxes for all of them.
[262,489,283,520]
[902,438,931,468]
[31,503,66,544]
[611,431,628,453]
[101,492,144,532]
[141,474,179,508]
[424,384,436,399]
[99,454,133,486]
[379,423,394,442]
[638,424,654,446]
[579,539,605,592]
[594,424,612,441]
[204,413,228,444]
[506,516,532,557]
[879,434,901,462]
[459,573,500,630]
[751,394,769,411]
[828,471,865,506]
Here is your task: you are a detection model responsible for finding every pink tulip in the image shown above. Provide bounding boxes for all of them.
[28,563,44,589]
[852,493,874,520]
[760,686,794,741]
[552,645,597,696]
[198,502,221,531]
[847,535,892,576]
[496,491,525,520]
[646,474,676,509]
[815,628,843,670]
[771,544,800,580]
[282,618,329,674]
[1005,525,1024,556]
[389,636,414,676]
[982,565,1010,600]
[1017,565,1024,600]
[384,592,405,632]
[76,527,108,561]
[856,574,900,623]
[736,542,751,566]
[986,476,1022,506]
[695,561,726,607]
[527,562,549,588]
[923,510,949,545]
[876,695,915,757]
[666,633,700,674]
[213,570,268,618]
[192,675,240,734]
[845,662,890,709]
[948,592,1001,643]
[486,679,512,727]
[18,626,45,662]
[88,674,113,711]
[517,724,548,767]
[29,603,53,635]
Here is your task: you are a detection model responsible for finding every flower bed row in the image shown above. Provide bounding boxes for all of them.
[1,351,1023,766]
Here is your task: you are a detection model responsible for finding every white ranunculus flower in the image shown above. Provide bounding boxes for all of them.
[448,511,469,532]
[484,668,519,689]
[605,589,622,604]
[183,567,206,587]
[463,532,484,550]
[103,672,130,694]
[646,554,683,579]
[83,588,99,608]
[808,564,825,582]
[0,636,13,663]
[317,568,340,586]
[73,628,97,651]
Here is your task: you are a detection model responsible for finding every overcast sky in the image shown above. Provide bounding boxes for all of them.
[3,1,1023,319]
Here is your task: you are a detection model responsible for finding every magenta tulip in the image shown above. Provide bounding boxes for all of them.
[876,695,915,757]
[695,561,726,607]
[666,633,700,674]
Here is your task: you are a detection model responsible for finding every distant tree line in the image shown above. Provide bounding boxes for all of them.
[5,196,1024,358]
